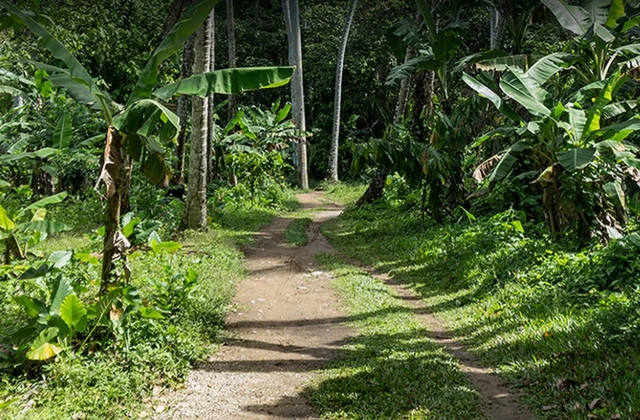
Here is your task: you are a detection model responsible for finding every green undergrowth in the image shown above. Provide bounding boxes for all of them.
[285,217,312,246]
[304,253,484,420]
[0,200,287,419]
[322,203,640,419]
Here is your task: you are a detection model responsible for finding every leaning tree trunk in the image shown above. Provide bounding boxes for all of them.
[356,46,415,207]
[182,13,213,229]
[174,34,196,185]
[283,0,309,190]
[327,0,357,183]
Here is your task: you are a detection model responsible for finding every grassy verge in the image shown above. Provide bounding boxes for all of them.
[322,203,640,419]
[285,217,312,246]
[304,253,484,419]
[0,202,284,419]
[318,182,367,206]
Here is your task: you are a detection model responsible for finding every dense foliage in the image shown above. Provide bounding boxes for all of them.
[1,0,640,418]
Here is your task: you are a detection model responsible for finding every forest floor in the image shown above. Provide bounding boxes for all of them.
[160,192,533,419]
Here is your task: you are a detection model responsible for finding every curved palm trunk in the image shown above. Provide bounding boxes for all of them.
[328,0,357,183]
[182,13,213,229]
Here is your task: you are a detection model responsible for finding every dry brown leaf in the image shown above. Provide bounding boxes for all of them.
[542,405,558,411]
[588,398,601,410]
[472,154,503,183]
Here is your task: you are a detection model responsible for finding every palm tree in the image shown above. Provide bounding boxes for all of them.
[282,0,309,189]
[328,0,358,183]
[183,11,214,229]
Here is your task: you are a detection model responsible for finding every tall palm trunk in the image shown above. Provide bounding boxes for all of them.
[175,34,196,185]
[490,6,504,50]
[327,0,357,183]
[283,0,309,190]
[226,0,237,120]
[207,9,216,184]
[182,12,213,229]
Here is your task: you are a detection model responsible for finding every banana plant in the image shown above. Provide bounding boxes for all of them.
[541,0,640,82]
[0,192,70,263]
[463,60,640,237]
[0,0,294,291]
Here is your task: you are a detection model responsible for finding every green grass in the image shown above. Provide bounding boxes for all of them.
[285,217,312,246]
[304,254,485,419]
[322,203,640,419]
[0,200,287,419]
[318,182,367,206]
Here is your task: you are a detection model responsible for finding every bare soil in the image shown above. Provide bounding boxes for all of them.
[161,193,350,419]
[160,191,534,420]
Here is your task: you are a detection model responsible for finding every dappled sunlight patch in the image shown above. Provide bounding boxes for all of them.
[305,254,484,419]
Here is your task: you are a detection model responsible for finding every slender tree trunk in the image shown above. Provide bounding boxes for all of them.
[490,6,504,50]
[174,34,196,185]
[207,9,216,184]
[328,0,357,183]
[182,13,213,229]
[283,0,309,189]
[226,0,237,121]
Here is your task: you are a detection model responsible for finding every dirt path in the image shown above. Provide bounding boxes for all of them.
[161,191,533,420]
[162,193,350,419]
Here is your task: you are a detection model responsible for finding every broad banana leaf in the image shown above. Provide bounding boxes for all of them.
[597,116,640,141]
[113,100,179,139]
[567,106,587,142]
[17,192,68,220]
[541,0,591,36]
[602,100,637,119]
[53,113,72,149]
[526,53,575,85]
[0,1,109,115]
[152,67,295,100]
[583,72,617,136]
[462,73,522,122]
[500,68,551,117]
[476,54,540,72]
[19,220,72,234]
[489,141,529,183]
[0,1,93,88]
[606,0,625,27]
[583,0,612,26]
[557,148,596,170]
[489,153,518,183]
[604,180,626,208]
[127,0,219,105]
